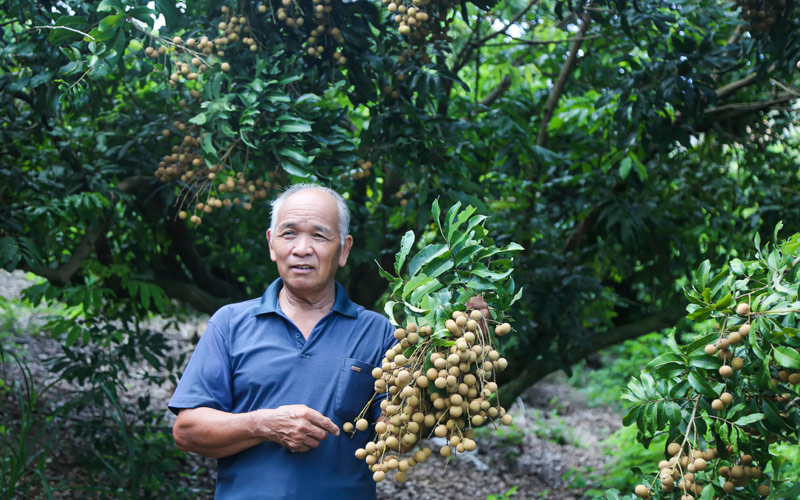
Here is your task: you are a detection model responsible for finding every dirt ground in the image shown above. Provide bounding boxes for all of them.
[1,270,622,500]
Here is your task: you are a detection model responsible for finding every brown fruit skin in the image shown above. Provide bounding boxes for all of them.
[739,323,751,336]
[719,365,734,378]
[667,442,681,456]
[731,357,745,370]
[736,302,750,316]
[720,392,734,405]
[757,484,770,496]
[634,484,650,498]
[704,343,717,355]
[789,372,800,385]
[711,399,725,411]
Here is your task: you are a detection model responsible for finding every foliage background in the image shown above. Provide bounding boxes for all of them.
[1,0,799,497]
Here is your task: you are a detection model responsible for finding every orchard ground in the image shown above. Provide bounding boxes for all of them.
[1,270,626,500]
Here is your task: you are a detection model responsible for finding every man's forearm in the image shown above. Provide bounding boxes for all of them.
[173,407,266,458]
[173,404,341,458]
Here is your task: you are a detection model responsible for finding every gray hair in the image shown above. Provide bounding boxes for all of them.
[269,183,350,248]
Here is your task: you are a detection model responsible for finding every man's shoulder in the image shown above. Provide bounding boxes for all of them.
[210,297,262,322]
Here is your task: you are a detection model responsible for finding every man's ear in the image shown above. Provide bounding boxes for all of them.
[338,234,354,267]
[266,229,276,262]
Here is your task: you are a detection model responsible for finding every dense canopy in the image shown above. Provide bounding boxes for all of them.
[1,0,798,496]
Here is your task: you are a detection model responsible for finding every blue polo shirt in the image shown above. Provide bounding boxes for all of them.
[169,279,396,500]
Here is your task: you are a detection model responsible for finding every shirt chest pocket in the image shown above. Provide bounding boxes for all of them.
[334,357,377,423]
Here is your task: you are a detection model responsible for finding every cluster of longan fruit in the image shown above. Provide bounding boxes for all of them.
[155,120,280,224]
[155,125,204,183]
[378,0,454,63]
[734,0,785,33]
[345,309,513,483]
[339,159,373,181]
[142,6,257,92]
[266,0,346,63]
[635,442,770,499]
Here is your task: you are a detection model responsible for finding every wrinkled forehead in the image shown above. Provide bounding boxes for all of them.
[277,189,340,232]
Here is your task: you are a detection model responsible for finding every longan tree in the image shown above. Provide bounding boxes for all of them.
[1,0,799,495]
[610,227,800,500]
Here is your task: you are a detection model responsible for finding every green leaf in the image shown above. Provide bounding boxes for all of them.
[188,112,206,125]
[408,244,448,278]
[395,230,415,275]
[98,14,124,32]
[383,301,399,326]
[618,156,631,179]
[665,401,682,426]
[685,332,719,354]
[733,413,765,426]
[278,146,310,165]
[97,0,123,12]
[622,405,641,426]
[49,16,89,45]
[409,279,444,304]
[693,260,711,290]
[402,274,432,300]
[688,370,717,399]
[278,123,312,133]
[730,258,746,276]
[688,354,723,370]
[712,293,733,311]
[646,352,684,373]
[773,346,800,369]
[281,163,310,178]
[431,199,441,229]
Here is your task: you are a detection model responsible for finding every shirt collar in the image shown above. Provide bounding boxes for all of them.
[251,278,358,318]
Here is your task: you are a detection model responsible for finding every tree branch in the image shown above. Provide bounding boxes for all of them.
[535,13,592,148]
[452,0,538,74]
[497,303,686,404]
[27,222,106,286]
[164,216,244,301]
[480,75,512,107]
[153,276,231,314]
[696,92,798,132]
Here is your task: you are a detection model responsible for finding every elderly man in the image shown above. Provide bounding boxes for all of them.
[169,184,396,499]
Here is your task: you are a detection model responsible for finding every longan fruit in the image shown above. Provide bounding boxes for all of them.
[704,344,717,355]
[719,365,734,378]
[667,442,681,456]
[343,422,354,433]
[221,62,231,72]
[736,302,750,316]
[728,331,742,345]
[739,324,751,336]
[356,418,368,431]
[355,448,366,459]
[373,470,385,482]
[634,484,650,498]
[731,357,744,370]
[469,309,483,320]
[757,484,769,496]
[720,392,734,405]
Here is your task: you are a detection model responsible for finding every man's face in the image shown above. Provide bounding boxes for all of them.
[267,189,353,296]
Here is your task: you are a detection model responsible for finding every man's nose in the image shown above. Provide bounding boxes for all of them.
[291,234,314,255]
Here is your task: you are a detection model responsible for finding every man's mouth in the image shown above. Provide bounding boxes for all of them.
[292,265,314,270]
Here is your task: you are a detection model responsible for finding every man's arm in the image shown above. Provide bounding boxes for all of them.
[173,404,341,458]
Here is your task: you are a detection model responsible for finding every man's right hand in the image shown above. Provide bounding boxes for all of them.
[258,404,341,453]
